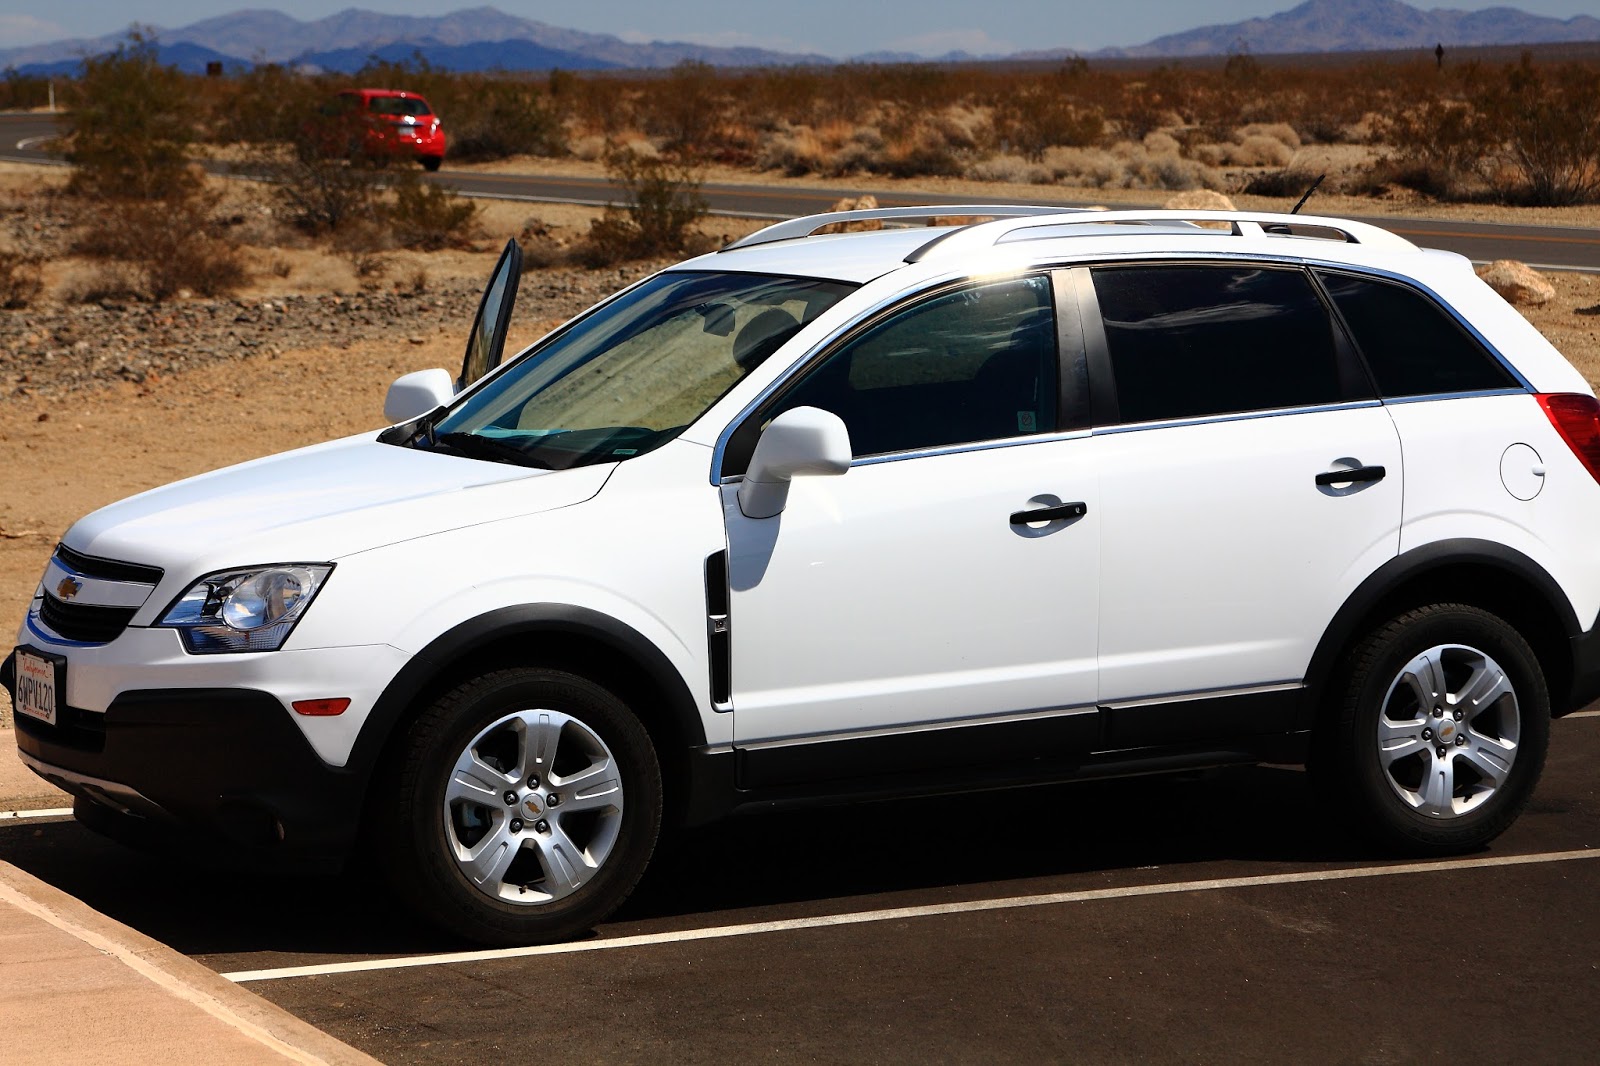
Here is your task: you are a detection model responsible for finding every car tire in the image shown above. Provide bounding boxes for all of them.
[381,667,662,946]
[1319,603,1549,854]
[421,155,442,172]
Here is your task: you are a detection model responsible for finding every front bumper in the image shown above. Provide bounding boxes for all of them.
[4,654,367,864]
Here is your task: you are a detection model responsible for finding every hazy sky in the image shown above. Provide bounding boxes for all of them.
[2,1,1598,55]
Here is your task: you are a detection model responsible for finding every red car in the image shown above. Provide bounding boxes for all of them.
[326,89,447,171]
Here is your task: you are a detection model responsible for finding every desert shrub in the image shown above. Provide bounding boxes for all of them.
[877,124,965,178]
[995,90,1104,162]
[447,81,563,161]
[252,116,385,234]
[62,263,142,304]
[0,69,52,111]
[1232,135,1295,167]
[213,63,327,145]
[74,192,246,300]
[1143,130,1182,155]
[642,60,725,157]
[385,175,480,250]
[1380,97,1491,200]
[1236,122,1301,150]
[64,32,199,202]
[1046,142,1220,192]
[1476,58,1600,206]
[1241,167,1323,198]
[576,148,709,266]
[966,155,1053,185]
[0,248,43,308]
[757,124,826,176]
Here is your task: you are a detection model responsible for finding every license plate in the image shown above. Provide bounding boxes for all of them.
[13,649,60,727]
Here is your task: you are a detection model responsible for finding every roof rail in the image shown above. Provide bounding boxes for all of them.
[906,209,1418,263]
[720,204,1071,252]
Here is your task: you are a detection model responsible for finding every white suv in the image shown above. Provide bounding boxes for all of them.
[9,206,1600,945]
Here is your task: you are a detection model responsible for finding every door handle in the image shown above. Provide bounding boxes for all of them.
[1010,501,1087,524]
[1315,464,1386,486]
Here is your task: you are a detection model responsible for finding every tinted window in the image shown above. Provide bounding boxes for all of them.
[1093,266,1351,424]
[754,274,1057,461]
[1316,271,1518,398]
[369,96,432,116]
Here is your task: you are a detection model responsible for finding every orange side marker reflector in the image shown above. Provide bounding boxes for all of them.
[292,698,351,717]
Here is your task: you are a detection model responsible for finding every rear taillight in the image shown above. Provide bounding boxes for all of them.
[1537,393,1600,484]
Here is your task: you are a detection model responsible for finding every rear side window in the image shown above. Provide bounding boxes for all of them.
[1315,271,1519,398]
[1092,265,1352,424]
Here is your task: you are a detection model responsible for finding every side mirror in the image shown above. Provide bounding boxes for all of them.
[737,407,852,519]
[384,368,455,424]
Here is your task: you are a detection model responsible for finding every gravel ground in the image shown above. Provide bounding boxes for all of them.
[0,265,657,405]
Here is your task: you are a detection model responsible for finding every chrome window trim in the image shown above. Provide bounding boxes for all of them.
[1379,387,1530,405]
[1091,399,1384,437]
[715,427,1093,484]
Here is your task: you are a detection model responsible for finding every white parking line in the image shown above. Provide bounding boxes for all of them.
[0,807,72,821]
[1566,709,1600,718]
[223,846,1599,983]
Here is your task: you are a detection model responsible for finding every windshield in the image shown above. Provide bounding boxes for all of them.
[427,271,856,470]
[370,96,432,116]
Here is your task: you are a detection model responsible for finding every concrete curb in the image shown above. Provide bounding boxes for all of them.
[0,860,382,1066]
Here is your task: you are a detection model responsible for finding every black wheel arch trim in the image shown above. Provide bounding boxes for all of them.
[348,604,708,782]
[1303,538,1585,723]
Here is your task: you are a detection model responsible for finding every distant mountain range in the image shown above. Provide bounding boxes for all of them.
[1088,0,1600,58]
[3,0,1599,76]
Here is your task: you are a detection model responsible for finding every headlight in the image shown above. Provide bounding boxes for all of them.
[158,564,332,653]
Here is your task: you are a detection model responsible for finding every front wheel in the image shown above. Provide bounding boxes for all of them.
[1319,604,1549,854]
[381,668,662,945]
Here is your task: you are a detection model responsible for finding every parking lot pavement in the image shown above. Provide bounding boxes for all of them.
[4,716,1599,1063]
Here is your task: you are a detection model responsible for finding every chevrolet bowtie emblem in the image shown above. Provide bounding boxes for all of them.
[56,576,82,601]
[523,797,543,816]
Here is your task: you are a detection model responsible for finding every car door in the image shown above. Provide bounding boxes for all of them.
[718,271,1103,788]
[1078,263,1403,746]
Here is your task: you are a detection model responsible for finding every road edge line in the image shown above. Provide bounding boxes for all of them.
[0,860,380,1065]
[225,846,1600,983]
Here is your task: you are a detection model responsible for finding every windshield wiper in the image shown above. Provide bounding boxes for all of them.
[434,432,551,469]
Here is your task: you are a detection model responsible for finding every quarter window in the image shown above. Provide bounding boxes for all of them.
[1315,271,1519,397]
[1092,265,1354,424]
[743,274,1058,463]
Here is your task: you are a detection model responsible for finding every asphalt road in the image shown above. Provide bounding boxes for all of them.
[4,711,1600,1062]
[5,111,1599,273]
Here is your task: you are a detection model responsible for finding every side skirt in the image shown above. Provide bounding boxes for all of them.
[681,684,1308,825]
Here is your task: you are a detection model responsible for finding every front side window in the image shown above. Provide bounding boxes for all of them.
[1093,265,1357,425]
[430,271,854,470]
[1315,270,1519,398]
[734,274,1058,466]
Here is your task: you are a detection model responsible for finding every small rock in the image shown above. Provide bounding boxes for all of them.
[1163,190,1236,212]
[1478,260,1555,306]
[409,336,426,345]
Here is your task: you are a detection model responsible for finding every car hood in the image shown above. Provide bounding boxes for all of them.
[62,433,613,577]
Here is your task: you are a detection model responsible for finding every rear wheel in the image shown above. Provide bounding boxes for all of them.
[1319,604,1549,853]
[381,668,662,945]
[420,155,442,172]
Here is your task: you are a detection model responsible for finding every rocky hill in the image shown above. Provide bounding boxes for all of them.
[1094,0,1600,57]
